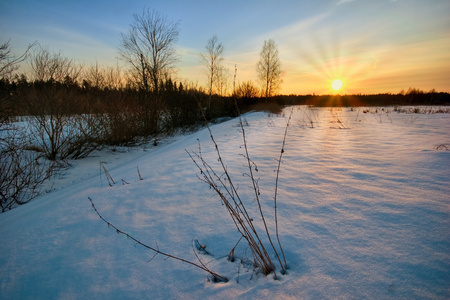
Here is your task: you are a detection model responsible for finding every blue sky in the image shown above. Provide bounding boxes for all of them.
[1,0,449,94]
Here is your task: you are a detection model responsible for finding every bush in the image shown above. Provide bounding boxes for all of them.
[0,125,52,212]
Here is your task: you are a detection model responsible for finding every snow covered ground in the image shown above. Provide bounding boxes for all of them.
[1,106,449,299]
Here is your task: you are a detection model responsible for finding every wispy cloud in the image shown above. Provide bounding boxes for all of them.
[336,0,355,5]
[34,26,118,65]
[260,12,330,41]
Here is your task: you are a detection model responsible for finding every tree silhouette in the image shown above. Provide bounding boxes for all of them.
[118,9,179,94]
[200,35,224,106]
[28,45,82,83]
[257,39,282,99]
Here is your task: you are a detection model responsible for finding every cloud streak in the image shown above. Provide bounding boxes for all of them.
[336,0,355,6]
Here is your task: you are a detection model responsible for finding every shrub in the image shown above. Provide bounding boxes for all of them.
[0,125,52,212]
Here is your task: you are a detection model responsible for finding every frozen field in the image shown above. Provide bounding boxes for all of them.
[0,106,449,299]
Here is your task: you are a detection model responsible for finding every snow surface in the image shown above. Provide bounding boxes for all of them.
[1,106,449,299]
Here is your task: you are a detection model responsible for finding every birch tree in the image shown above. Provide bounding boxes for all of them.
[200,35,224,105]
[257,39,282,99]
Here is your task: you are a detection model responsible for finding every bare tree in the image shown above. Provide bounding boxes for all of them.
[84,62,125,90]
[28,45,83,83]
[118,9,179,94]
[234,80,259,99]
[257,39,282,99]
[27,47,93,161]
[0,40,36,80]
[104,64,126,90]
[215,65,230,97]
[1,40,36,126]
[200,35,224,104]
[84,62,106,89]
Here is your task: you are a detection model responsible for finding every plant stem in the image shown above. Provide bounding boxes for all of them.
[273,108,293,271]
[88,197,228,282]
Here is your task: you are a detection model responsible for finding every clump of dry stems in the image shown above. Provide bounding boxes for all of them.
[186,105,292,279]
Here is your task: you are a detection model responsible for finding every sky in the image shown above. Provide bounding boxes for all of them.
[1,0,449,95]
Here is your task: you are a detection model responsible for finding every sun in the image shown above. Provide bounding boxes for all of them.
[331,79,343,91]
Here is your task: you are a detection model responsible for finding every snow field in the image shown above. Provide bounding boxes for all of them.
[1,106,449,299]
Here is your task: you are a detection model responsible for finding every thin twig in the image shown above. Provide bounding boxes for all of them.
[100,162,115,186]
[228,236,243,262]
[236,109,281,278]
[137,166,143,180]
[88,197,228,282]
[273,107,294,271]
[192,239,220,282]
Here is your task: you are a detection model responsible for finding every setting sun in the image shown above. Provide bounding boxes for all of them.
[331,79,343,91]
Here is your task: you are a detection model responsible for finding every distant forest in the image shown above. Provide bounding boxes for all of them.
[2,77,449,118]
[273,88,450,107]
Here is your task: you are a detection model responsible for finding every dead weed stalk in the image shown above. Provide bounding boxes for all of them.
[186,104,292,279]
[88,197,228,282]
